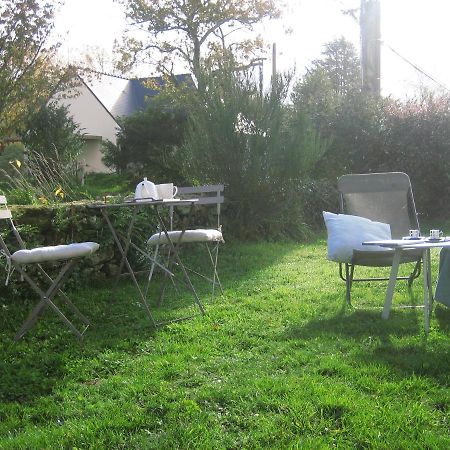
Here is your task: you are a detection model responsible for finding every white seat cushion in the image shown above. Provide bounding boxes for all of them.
[148,229,223,246]
[11,242,100,265]
[323,211,391,263]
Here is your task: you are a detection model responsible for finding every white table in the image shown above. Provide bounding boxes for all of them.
[363,238,450,333]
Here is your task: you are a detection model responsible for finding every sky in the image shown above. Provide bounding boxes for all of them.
[52,0,450,99]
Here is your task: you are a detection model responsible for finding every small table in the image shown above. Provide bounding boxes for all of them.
[90,198,204,326]
[363,238,450,333]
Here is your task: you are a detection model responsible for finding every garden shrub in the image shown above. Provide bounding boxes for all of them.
[102,105,187,184]
[377,94,450,217]
[292,39,450,220]
[320,93,450,218]
[21,102,84,163]
[183,69,329,239]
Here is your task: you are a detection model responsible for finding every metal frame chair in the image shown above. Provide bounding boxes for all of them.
[337,172,422,305]
[0,196,99,340]
[146,184,225,300]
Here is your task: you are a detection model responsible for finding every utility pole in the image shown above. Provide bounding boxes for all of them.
[272,42,277,94]
[360,0,381,95]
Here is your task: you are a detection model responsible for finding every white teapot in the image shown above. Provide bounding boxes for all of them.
[134,177,159,201]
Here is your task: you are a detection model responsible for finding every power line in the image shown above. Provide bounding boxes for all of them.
[381,41,449,91]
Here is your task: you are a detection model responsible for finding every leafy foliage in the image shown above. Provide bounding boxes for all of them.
[102,105,187,183]
[291,37,369,179]
[21,102,85,162]
[373,93,450,216]
[183,68,328,238]
[292,37,450,219]
[0,0,68,137]
[295,57,450,217]
[291,37,362,131]
[310,37,361,96]
[116,0,280,91]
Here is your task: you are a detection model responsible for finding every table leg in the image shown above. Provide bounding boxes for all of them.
[423,248,432,334]
[382,248,402,320]
[102,209,156,326]
[112,207,138,292]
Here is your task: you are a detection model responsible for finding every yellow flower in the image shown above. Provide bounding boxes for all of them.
[8,159,21,168]
[54,187,64,199]
[38,196,48,205]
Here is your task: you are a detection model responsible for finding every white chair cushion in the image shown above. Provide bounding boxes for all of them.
[148,229,223,246]
[323,211,391,263]
[11,242,100,265]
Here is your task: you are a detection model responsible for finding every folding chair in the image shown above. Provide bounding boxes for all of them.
[337,172,422,305]
[146,184,225,298]
[0,196,99,340]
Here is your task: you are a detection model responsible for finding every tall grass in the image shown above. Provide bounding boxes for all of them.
[1,148,85,204]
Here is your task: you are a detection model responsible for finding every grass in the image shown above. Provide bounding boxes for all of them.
[83,173,134,198]
[0,239,449,448]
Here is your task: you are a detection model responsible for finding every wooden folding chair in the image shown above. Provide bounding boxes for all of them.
[0,196,99,340]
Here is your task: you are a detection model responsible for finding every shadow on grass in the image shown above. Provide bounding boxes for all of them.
[0,240,299,406]
[434,303,450,332]
[284,297,450,384]
[0,277,162,405]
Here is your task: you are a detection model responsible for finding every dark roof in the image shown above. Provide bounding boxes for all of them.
[83,72,195,118]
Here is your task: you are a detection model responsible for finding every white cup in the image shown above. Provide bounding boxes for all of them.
[409,229,420,239]
[156,183,178,199]
[429,229,443,240]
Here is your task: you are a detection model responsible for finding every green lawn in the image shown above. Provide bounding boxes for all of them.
[0,240,449,448]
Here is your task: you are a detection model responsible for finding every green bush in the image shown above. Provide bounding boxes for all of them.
[21,102,84,163]
[314,92,450,218]
[83,173,134,198]
[377,94,450,217]
[102,106,187,184]
[292,39,450,219]
[183,69,329,239]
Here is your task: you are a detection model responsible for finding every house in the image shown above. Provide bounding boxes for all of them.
[54,71,195,173]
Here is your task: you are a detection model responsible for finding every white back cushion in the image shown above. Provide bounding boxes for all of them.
[323,211,391,263]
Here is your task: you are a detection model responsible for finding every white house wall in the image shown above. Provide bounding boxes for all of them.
[79,137,111,174]
[55,83,119,173]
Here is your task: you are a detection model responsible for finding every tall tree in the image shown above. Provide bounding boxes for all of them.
[291,37,362,130]
[311,37,361,96]
[115,0,280,90]
[291,37,375,180]
[0,0,65,137]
